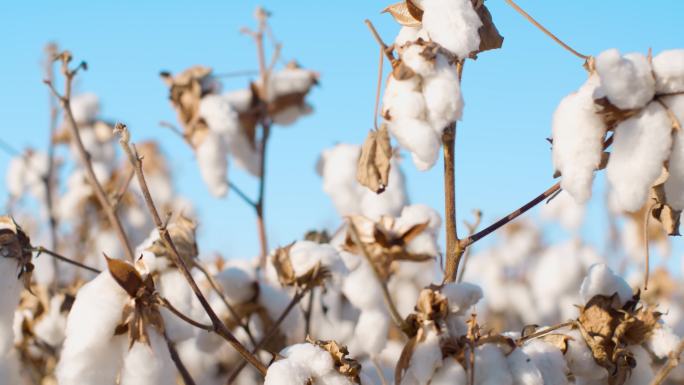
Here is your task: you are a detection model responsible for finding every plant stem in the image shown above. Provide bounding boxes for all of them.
[43,43,60,286]
[442,123,462,283]
[115,124,267,376]
[163,330,197,385]
[32,246,101,274]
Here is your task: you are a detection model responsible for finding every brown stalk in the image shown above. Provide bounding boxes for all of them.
[504,0,589,60]
[516,321,574,345]
[643,202,658,291]
[650,339,684,385]
[364,20,394,62]
[43,43,60,284]
[32,246,101,274]
[114,124,267,376]
[44,56,135,261]
[164,330,197,385]
[158,296,213,331]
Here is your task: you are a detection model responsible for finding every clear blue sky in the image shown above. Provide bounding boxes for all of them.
[2,1,683,265]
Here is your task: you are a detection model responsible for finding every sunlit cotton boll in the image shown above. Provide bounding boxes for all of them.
[289,240,346,282]
[652,49,684,94]
[402,326,443,385]
[119,329,176,385]
[70,93,100,124]
[430,358,466,385]
[579,263,633,305]
[389,118,441,171]
[506,347,544,385]
[195,130,229,197]
[595,49,655,110]
[551,75,606,204]
[441,282,482,316]
[474,343,513,385]
[422,55,463,135]
[420,0,482,59]
[606,102,673,212]
[352,309,389,356]
[520,340,568,385]
[395,26,429,47]
[562,328,608,380]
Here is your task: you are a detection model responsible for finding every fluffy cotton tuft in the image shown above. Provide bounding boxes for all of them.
[579,263,633,305]
[506,348,544,385]
[70,93,100,124]
[119,330,176,385]
[563,329,608,379]
[431,358,466,385]
[353,309,389,356]
[442,282,482,315]
[0,257,23,355]
[521,340,567,385]
[551,75,606,203]
[389,118,441,170]
[289,240,346,279]
[422,56,463,134]
[195,131,229,197]
[652,49,684,94]
[595,49,655,110]
[663,95,684,209]
[474,344,513,385]
[421,0,482,58]
[404,326,443,385]
[607,102,673,212]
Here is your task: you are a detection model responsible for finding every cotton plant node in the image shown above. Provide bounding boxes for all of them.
[105,256,165,349]
[0,216,34,291]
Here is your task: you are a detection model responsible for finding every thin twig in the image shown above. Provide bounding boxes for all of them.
[112,168,136,209]
[228,182,258,209]
[43,43,60,285]
[44,55,135,261]
[504,0,589,60]
[347,221,409,333]
[163,329,197,385]
[650,339,684,385]
[457,210,483,283]
[115,124,267,376]
[32,246,101,274]
[159,296,213,331]
[364,20,394,62]
[643,202,658,291]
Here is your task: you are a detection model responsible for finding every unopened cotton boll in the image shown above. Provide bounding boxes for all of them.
[442,282,482,315]
[506,348,543,385]
[663,95,684,210]
[196,131,229,197]
[653,49,684,94]
[551,76,606,203]
[579,263,633,306]
[120,330,176,385]
[607,102,673,212]
[389,118,441,171]
[595,49,655,110]
[421,0,481,59]
[521,340,568,385]
[56,272,129,385]
[474,344,513,385]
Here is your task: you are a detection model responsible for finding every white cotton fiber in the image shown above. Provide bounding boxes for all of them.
[646,325,681,359]
[389,118,441,171]
[267,68,316,101]
[319,144,363,216]
[199,94,241,136]
[624,346,654,385]
[195,131,229,197]
[552,75,606,203]
[474,344,513,385]
[421,0,482,58]
[214,265,257,305]
[579,263,633,305]
[423,56,463,134]
[56,272,129,385]
[442,282,482,315]
[5,151,49,200]
[281,343,334,377]
[33,295,67,347]
[158,269,198,342]
[607,102,673,212]
[342,262,385,311]
[0,257,23,355]
[406,326,443,385]
[259,283,303,340]
[401,44,436,78]
[663,95,684,209]
[431,358,466,385]
[521,340,568,385]
[595,49,655,110]
[120,329,176,385]
[264,359,310,385]
[563,328,608,379]
[289,240,344,279]
[383,76,423,119]
[354,309,389,356]
[70,93,100,124]
[359,161,408,220]
[653,49,684,94]
[506,348,543,385]
[395,26,429,47]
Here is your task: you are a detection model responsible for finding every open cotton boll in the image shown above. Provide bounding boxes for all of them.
[395,26,429,47]
[404,326,442,385]
[264,359,311,385]
[267,68,317,101]
[120,330,176,385]
[282,343,334,377]
[5,151,49,200]
[653,49,684,93]
[579,263,633,305]
[607,102,673,212]
[0,257,23,355]
[421,0,481,58]
[196,131,229,197]
[663,95,684,209]
[563,329,608,379]
[319,144,363,216]
[506,348,543,385]
[430,358,466,385]
[595,49,655,110]
[343,262,385,311]
[289,240,345,278]
[397,204,442,234]
[389,118,441,171]
[442,282,482,316]
[70,93,100,124]
[199,94,241,136]
[401,44,436,78]
[551,75,605,203]
[521,340,568,385]
[273,104,312,126]
[646,325,681,359]
[383,76,423,119]
[214,265,257,305]
[623,346,654,385]
[33,296,67,347]
[530,241,584,316]
[353,309,389,356]
[423,56,463,134]
[56,272,129,385]
[259,283,303,339]
[474,344,513,385]
[359,160,408,220]
[158,269,198,341]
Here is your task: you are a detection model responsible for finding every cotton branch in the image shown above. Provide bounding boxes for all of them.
[114,123,267,376]
[42,43,60,280]
[43,53,135,261]
[32,246,101,274]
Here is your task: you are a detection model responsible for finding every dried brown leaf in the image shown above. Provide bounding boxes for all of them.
[391,60,416,81]
[357,125,392,194]
[473,2,504,54]
[383,2,422,27]
[541,333,571,354]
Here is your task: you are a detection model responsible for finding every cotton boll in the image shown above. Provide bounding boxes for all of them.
[397,204,442,234]
[70,93,100,124]
[56,272,129,385]
[120,330,176,385]
[506,348,543,385]
[423,57,463,134]
[195,131,229,197]
[551,76,605,203]
[289,240,345,279]
[158,269,198,341]
[580,263,633,305]
[343,262,385,311]
[383,76,423,119]
[653,49,684,94]
[354,309,389,356]
[646,325,681,359]
[282,343,334,377]
[474,344,513,385]
[264,359,310,385]
[563,329,608,379]
[76,127,116,165]
[401,44,436,78]
[530,241,584,318]
[259,283,303,340]
[607,102,673,212]
[267,68,317,101]
[405,326,442,385]
[595,49,655,110]
[0,258,23,355]
[32,296,67,347]
[319,371,356,385]
[521,340,567,385]
[431,358,466,385]
[623,346,654,385]
[442,282,482,316]
[199,94,241,137]
[214,265,257,305]
[421,0,481,58]
[663,95,684,209]
[319,144,363,216]
[389,118,441,171]
[273,104,311,126]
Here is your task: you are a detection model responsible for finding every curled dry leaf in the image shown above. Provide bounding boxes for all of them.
[160,65,214,140]
[473,1,504,54]
[0,216,34,291]
[357,124,392,194]
[309,338,363,384]
[383,1,422,27]
[650,182,682,236]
